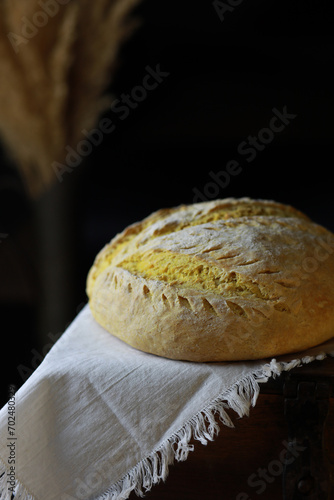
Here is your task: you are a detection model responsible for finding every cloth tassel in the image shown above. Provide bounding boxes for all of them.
[97,351,330,500]
[0,350,330,500]
[0,462,35,499]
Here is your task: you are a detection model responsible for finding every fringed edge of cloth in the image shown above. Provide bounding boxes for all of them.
[99,351,332,500]
[0,457,35,499]
[0,351,332,500]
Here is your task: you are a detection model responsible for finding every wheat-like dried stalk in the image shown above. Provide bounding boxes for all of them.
[0,0,140,197]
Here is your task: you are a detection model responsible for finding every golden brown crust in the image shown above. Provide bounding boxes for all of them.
[87,198,334,361]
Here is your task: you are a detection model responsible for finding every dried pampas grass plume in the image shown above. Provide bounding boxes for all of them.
[0,0,140,197]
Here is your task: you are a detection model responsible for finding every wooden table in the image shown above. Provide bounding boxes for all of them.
[128,356,334,500]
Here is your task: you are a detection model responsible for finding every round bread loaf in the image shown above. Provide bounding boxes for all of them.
[86,197,334,361]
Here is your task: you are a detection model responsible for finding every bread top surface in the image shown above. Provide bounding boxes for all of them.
[86,197,334,361]
[87,197,312,298]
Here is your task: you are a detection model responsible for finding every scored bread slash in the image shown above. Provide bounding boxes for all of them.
[86,197,334,362]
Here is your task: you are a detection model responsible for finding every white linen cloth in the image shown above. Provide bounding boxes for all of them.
[1,304,334,500]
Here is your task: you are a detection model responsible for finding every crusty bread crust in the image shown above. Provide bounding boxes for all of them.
[87,198,334,361]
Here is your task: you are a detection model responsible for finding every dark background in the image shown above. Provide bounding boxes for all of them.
[1,0,334,406]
